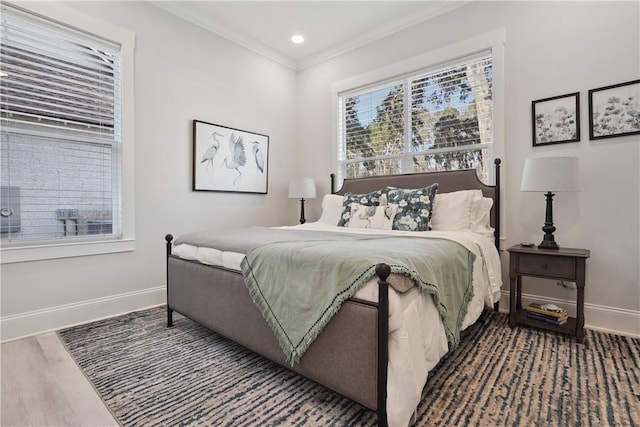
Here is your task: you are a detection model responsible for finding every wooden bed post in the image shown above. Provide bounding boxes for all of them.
[165,234,174,327]
[375,263,390,427]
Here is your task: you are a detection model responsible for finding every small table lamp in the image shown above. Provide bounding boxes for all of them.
[288,177,316,224]
[520,157,580,249]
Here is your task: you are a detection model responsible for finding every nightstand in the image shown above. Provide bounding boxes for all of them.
[507,245,590,342]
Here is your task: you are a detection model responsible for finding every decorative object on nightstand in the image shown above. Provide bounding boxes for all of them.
[288,177,316,224]
[508,244,590,342]
[520,157,580,249]
[525,302,568,325]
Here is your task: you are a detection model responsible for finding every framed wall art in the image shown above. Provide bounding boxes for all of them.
[588,79,640,140]
[193,120,269,194]
[531,92,580,147]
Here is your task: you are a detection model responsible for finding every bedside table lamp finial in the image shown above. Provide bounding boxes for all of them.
[520,157,579,250]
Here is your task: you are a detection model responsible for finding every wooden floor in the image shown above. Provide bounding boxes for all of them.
[1,332,118,427]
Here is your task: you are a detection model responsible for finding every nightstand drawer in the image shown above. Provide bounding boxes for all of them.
[517,254,575,279]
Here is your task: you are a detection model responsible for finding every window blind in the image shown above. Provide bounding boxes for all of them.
[338,52,493,181]
[0,4,122,243]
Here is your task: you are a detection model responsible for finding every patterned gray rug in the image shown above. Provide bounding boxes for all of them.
[58,306,639,427]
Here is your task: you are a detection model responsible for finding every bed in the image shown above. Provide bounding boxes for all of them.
[165,159,502,427]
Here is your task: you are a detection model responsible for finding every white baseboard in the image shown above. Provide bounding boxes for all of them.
[498,291,640,339]
[3,287,637,343]
[1,286,166,343]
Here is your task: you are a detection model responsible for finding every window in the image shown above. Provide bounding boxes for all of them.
[1,3,130,259]
[337,51,494,183]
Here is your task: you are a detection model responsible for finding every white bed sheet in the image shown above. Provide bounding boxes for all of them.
[172,223,502,427]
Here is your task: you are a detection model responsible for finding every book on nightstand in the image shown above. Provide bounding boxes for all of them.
[526,311,568,325]
[525,303,568,325]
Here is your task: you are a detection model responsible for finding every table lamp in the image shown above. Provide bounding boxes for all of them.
[520,157,579,249]
[288,177,316,224]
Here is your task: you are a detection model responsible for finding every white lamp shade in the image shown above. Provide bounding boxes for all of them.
[520,157,580,192]
[288,177,317,199]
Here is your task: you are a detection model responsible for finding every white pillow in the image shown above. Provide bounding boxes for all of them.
[348,204,398,230]
[317,194,345,225]
[430,190,483,231]
[470,197,494,238]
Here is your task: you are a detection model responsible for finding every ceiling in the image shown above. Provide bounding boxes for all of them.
[150,1,469,70]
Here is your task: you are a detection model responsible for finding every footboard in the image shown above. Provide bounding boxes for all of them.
[165,235,390,426]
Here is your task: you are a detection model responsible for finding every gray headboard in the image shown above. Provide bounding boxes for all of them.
[331,159,501,249]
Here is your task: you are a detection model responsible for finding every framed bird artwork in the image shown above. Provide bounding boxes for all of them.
[192,120,269,194]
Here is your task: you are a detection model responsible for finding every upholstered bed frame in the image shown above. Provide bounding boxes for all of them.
[165,159,501,427]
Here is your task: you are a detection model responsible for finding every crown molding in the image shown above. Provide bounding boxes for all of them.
[298,1,472,70]
[149,1,470,72]
[149,1,298,71]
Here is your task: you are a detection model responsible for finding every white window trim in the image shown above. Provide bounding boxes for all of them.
[331,28,506,186]
[0,2,136,264]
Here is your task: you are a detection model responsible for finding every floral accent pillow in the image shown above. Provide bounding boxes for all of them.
[387,183,439,231]
[337,190,384,227]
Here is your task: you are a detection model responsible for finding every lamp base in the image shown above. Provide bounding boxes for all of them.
[299,198,306,224]
[538,239,559,250]
[538,191,559,250]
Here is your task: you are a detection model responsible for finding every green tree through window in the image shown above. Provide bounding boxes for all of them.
[338,53,493,182]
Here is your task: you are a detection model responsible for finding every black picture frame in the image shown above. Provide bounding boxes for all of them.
[531,92,580,147]
[193,120,269,194]
[588,79,640,140]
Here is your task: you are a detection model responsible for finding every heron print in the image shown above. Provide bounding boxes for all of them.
[223,132,246,188]
[249,140,265,185]
[193,120,269,193]
[200,131,222,183]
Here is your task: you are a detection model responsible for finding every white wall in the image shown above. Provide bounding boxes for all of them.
[0,1,299,340]
[2,1,638,340]
[296,1,640,335]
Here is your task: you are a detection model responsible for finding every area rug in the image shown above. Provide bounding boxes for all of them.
[58,307,640,427]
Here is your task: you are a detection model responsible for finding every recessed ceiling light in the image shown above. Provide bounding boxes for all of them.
[291,34,304,44]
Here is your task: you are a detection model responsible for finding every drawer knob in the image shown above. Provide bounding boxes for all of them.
[541,263,548,268]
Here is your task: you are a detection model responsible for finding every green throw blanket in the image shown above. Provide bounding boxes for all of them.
[240,236,476,366]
